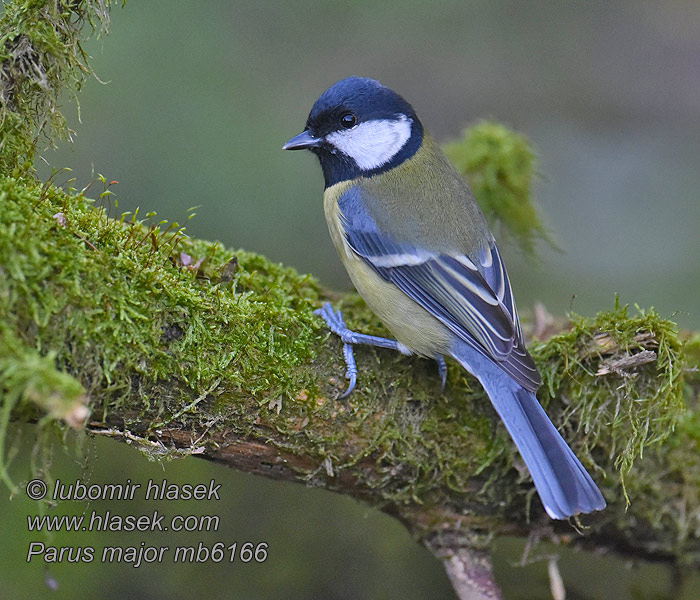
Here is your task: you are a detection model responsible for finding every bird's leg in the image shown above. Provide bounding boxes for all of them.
[314,302,400,397]
[435,354,447,392]
[314,302,446,397]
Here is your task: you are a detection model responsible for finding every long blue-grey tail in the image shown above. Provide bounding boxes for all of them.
[451,341,606,519]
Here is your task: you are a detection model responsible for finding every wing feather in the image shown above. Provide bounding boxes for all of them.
[338,188,540,392]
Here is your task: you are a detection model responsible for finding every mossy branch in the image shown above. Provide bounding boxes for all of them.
[1,3,699,598]
[1,175,699,596]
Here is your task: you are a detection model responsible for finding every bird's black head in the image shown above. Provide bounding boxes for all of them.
[283,77,423,188]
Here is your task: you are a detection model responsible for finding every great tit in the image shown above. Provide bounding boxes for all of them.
[283,76,605,520]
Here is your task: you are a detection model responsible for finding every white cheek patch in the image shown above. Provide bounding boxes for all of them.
[326,114,413,171]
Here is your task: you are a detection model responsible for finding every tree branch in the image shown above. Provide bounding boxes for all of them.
[1,174,699,598]
[1,4,699,597]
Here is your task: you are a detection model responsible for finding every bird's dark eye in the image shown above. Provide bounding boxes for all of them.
[340,112,356,129]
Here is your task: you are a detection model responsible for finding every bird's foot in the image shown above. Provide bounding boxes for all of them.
[314,302,400,397]
[435,354,447,392]
[314,303,447,397]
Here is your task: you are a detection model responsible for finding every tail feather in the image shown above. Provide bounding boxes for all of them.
[451,342,605,519]
[506,388,606,518]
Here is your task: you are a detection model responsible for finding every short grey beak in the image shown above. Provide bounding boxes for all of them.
[282,130,322,150]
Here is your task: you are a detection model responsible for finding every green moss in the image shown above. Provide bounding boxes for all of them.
[0,0,118,174]
[0,175,690,501]
[443,121,551,258]
[533,300,686,484]
[0,174,322,447]
[0,323,85,492]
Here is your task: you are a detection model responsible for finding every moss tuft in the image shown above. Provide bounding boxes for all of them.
[533,300,686,484]
[443,121,550,258]
[0,0,119,174]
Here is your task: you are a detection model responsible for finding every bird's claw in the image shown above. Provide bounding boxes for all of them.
[314,302,352,343]
[315,303,358,397]
[340,342,357,398]
[314,303,445,398]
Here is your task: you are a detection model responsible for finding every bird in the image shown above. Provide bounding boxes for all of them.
[282,76,605,520]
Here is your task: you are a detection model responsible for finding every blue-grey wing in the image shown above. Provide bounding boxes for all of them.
[338,188,540,392]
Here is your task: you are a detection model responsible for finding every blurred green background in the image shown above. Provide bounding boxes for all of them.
[3,0,700,598]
